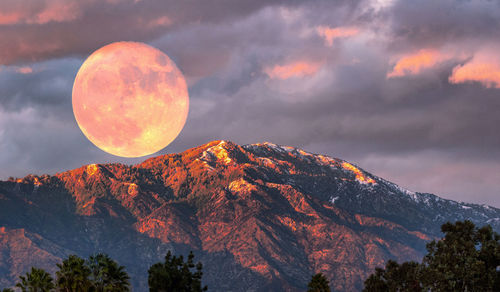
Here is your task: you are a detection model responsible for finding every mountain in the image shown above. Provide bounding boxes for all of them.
[1,140,499,291]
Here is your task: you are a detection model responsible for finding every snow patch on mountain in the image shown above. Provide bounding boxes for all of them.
[330,196,340,204]
[242,141,500,229]
[201,141,233,165]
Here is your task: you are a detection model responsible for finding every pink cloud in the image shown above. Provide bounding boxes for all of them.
[147,16,172,28]
[0,0,174,65]
[316,26,359,46]
[387,49,451,78]
[15,66,33,74]
[449,53,500,88]
[0,0,84,25]
[0,12,23,25]
[0,65,33,74]
[264,61,321,80]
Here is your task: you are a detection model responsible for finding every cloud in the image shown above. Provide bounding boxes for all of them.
[0,58,80,114]
[387,49,451,78]
[449,52,500,88]
[15,66,33,74]
[387,0,500,48]
[264,61,321,79]
[387,47,500,89]
[146,16,172,28]
[316,26,360,46]
[0,0,293,65]
[0,65,34,74]
[0,0,84,25]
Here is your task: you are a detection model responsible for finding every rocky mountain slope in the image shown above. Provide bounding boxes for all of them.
[1,140,499,291]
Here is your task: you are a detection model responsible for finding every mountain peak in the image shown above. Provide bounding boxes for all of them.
[200,140,239,165]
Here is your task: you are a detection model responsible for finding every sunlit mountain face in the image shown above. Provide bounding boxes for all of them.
[1,141,499,291]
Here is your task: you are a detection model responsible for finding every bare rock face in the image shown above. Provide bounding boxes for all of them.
[1,140,499,291]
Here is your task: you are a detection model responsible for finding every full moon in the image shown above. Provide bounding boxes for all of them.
[72,42,189,157]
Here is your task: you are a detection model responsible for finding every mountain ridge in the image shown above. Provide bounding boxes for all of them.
[1,140,499,291]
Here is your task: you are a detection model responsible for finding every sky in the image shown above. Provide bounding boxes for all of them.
[0,0,499,207]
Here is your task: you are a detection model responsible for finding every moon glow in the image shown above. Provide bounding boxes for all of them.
[72,42,189,157]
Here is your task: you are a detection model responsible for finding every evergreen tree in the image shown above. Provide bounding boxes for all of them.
[148,251,207,292]
[307,273,331,292]
[422,221,500,291]
[56,255,92,292]
[363,220,500,292]
[16,267,54,292]
[363,267,389,292]
[363,260,422,292]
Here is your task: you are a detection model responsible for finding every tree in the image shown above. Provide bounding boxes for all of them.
[363,260,422,292]
[307,273,331,292]
[1,289,15,292]
[56,255,92,292]
[363,267,389,292]
[87,253,130,292]
[363,220,500,292]
[422,220,500,291]
[148,251,207,292]
[16,267,55,292]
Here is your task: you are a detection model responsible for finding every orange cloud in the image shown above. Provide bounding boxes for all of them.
[449,60,500,89]
[316,26,359,46]
[387,49,449,78]
[264,61,321,80]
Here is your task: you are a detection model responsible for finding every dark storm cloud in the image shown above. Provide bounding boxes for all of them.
[0,59,79,114]
[387,0,500,50]
[0,0,305,65]
[0,0,499,206]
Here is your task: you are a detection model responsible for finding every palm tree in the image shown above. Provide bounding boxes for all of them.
[56,255,92,292]
[87,253,130,291]
[16,267,54,292]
